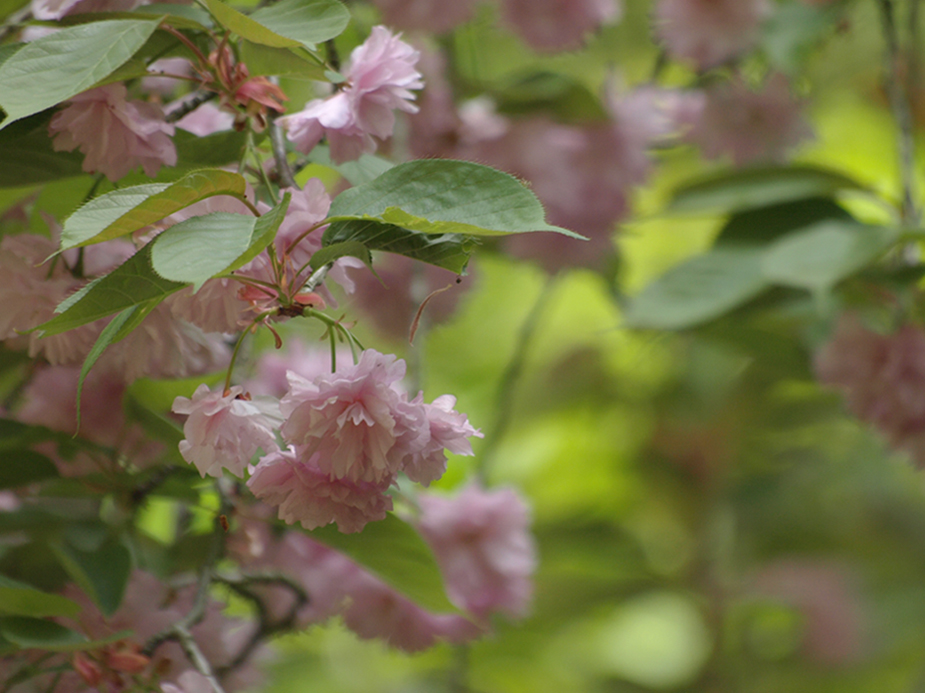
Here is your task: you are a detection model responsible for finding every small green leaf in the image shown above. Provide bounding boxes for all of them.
[667,165,868,214]
[0,19,159,128]
[202,0,300,48]
[0,450,58,490]
[0,576,80,618]
[624,247,770,330]
[249,0,349,50]
[761,221,899,293]
[328,159,579,238]
[308,513,456,613]
[173,129,248,170]
[0,617,88,650]
[36,244,187,337]
[50,537,131,617]
[61,170,248,251]
[238,41,325,79]
[150,212,255,287]
[309,144,394,186]
[309,240,373,271]
[224,193,291,272]
[715,197,854,246]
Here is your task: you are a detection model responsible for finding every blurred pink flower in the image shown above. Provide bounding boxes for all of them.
[371,0,477,33]
[173,101,236,137]
[32,0,137,20]
[167,278,251,335]
[172,384,280,478]
[681,74,813,166]
[415,483,536,620]
[342,568,482,651]
[403,395,483,486]
[501,0,622,52]
[49,84,177,182]
[161,671,214,693]
[282,26,423,163]
[655,0,771,70]
[245,338,351,398]
[247,447,393,533]
[815,313,925,466]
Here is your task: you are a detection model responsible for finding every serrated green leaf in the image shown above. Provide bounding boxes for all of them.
[250,0,349,50]
[0,576,80,618]
[224,193,291,272]
[150,212,255,287]
[59,184,169,251]
[323,220,475,273]
[75,307,138,432]
[239,40,326,79]
[309,144,394,186]
[624,247,770,330]
[134,2,213,27]
[50,537,131,617]
[309,240,373,271]
[61,170,249,251]
[0,112,86,187]
[328,159,579,238]
[666,165,868,215]
[761,221,899,293]
[36,244,187,337]
[308,513,456,613]
[0,19,159,128]
[203,0,300,48]
[0,450,58,490]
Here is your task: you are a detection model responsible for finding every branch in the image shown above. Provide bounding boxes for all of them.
[174,625,227,693]
[166,91,219,124]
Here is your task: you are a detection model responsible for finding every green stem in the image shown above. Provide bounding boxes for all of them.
[223,329,251,393]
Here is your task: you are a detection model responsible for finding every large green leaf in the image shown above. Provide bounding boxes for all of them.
[0,616,132,651]
[761,221,899,294]
[35,244,187,337]
[328,159,579,238]
[50,536,131,617]
[0,19,159,128]
[0,112,85,187]
[0,575,80,618]
[249,0,349,50]
[173,129,248,169]
[0,450,58,490]
[623,247,770,330]
[666,165,869,215]
[714,197,854,246]
[309,144,394,186]
[323,220,476,273]
[202,0,300,48]
[308,513,456,613]
[61,170,249,251]
[239,41,325,79]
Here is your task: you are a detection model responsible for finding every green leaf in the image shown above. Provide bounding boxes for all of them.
[50,537,131,617]
[61,170,249,251]
[224,193,290,272]
[0,450,58,490]
[151,212,254,287]
[762,2,842,73]
[328,159,579,238]
[309,144,394,186]
[36,244,187,337]
[308,240,373,271]
[0,617,87,650]
[323,220,476,273]
[308,513,456,613]
[0,575,80,618]
[0,111,86,187]
[761,221,899,293]
[0,19,159,128]
[202,0,300,48]
[666,165,869,215]
[238,40,325,79]
[624,247,770,330]
[59,184,169,251]
[714,197,854,246]
[249,0,349,50]
[134,2,213,27]
[174,129,248,169]
[494,70,608,123]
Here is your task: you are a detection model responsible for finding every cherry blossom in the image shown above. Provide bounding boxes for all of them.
[172,384,281,478]
[371,0,477,33]
[501,0,622,52]
[48,84,177,182]
[281,26,423,163]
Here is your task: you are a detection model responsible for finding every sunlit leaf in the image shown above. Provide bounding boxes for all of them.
[59,183,169,251]
[250,0,349,50]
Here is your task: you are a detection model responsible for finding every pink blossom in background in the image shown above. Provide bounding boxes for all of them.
[815,313,925,466]
[750,559,866,666]
[342,568,482,651]
[31,0,137,20]
[173,101,236,137]
[167,278,251,334]
[142,58,193,97]
[371,0,478,33]
[282,26,423,163]
[173,384,280,478]
[415,483,536,620]
[403,395,484,486]
[245,338,351,398]
[406,44,464,159]
[49,84,177,182]
[247,447,393,532]
[501,0,622,52]
[680,74,813,166]
[654,0,772,70]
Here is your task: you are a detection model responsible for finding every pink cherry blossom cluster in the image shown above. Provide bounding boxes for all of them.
[281,26,424,163]
[815,313,925,466]
[173,349,482,533]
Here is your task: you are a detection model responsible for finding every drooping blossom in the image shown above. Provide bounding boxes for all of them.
[680,74,813,166]
[415,483,537,620]
[281,26,423,163]
[654,0,772,70]
[403,395,483,485]
[815,313,925,466]
[172,384,280,478]
[370,0,478,33]
[247,447,393,533]
[501,0,622,52]
[49,84,177,182]
[342,568,482,651]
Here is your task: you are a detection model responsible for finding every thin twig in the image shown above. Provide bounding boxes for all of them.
[877,0,920,226]
[166,91,218,123]
[174,625,227,693]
